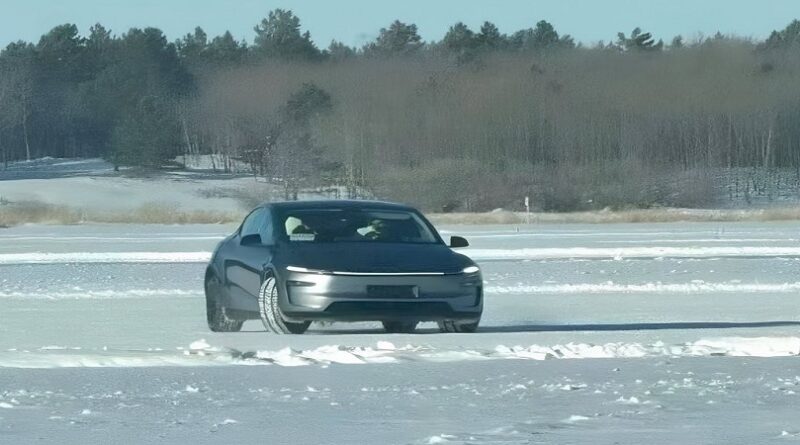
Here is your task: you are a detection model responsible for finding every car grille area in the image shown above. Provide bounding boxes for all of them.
[366,285,418,299]
[324,301,453,317]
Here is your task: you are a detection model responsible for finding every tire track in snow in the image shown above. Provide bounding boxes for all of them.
[3,245,800,265]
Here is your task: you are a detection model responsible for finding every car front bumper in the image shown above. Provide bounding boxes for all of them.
[279,270,483,322]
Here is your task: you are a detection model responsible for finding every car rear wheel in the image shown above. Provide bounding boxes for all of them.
[382,321,418,333]
[437,319,480,333]
[259,275,311,334]
[205,275,243,332]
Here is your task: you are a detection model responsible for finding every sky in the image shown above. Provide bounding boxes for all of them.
[1,0,799,48]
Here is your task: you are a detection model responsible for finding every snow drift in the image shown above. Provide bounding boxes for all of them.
[2,336,797,369]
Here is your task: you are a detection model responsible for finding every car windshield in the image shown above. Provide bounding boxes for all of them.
[278,208,438,244]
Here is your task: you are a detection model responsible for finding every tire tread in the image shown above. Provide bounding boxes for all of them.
[259,275,309,334]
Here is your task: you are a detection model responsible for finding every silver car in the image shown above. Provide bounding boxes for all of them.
[205,200,483,334]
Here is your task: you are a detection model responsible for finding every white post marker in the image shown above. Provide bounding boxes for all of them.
[524,196,530,224]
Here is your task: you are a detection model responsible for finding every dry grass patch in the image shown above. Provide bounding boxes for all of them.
[93,203,243,224]
[428,207,800,225]
[3,200,800,228]
[0,201,82,227]
[427,210,523,225]
[757,207,800,221]
[0,201,243,227]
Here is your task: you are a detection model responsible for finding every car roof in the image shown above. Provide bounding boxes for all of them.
[262,199,416,212]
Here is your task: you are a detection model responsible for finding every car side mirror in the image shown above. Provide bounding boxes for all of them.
[240,233,262,246]
[449,236,469,248]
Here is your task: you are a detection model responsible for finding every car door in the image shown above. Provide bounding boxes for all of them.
[224,207,275,311]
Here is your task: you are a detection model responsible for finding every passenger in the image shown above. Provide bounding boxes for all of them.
[362,219,388,240]
[285,216,315,240]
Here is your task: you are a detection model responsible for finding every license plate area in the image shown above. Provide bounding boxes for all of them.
[367,285,418,299]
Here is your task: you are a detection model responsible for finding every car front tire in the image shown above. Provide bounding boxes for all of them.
[205,275,244,332]
[259,275,311,334]
[437,319,480,333]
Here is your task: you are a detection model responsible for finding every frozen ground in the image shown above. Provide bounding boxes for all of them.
[0,157,263,213]
[1,222,800,443]
[0,157,340,215]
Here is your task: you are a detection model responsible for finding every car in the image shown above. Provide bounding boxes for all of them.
[204,200,483,334]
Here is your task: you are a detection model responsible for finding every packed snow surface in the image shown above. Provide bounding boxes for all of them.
[0,251,211,264]
[1,336,798,369]
[0,157,335,213]
[5,246,800,264]
[2,221,800,443]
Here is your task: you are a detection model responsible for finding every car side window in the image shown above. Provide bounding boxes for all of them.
[259,210,274,244]
[240,208,265,237]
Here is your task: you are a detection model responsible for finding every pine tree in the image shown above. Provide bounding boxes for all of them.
[616,27,663,51]
[253,9,320,60]
[365,20,423,56]
[477,22,504,49]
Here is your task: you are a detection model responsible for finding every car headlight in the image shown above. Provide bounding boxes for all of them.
[286,265,329,274]
[462,265,480,274]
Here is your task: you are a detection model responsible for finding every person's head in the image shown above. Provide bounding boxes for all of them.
[370,219,386,233]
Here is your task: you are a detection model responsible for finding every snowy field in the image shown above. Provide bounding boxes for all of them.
[1,222,800,444]
[0,157,257,214]
[0,157,334,216]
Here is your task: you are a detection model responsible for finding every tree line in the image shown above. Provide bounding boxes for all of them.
[3,11,800,210]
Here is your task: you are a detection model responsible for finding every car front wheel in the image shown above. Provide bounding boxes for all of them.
[259,275,311,334]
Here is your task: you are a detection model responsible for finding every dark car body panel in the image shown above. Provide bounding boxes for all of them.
[206,200,482,323]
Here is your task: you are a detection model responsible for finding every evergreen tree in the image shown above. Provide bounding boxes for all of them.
[762,20,800,50]
[94,27,192,166]
[278,83,333,198]
[110,96,180,167]
[442,22,477,62]
[616,27,663,51]
[0,43,35,161]
[510,20,575,51]
[476,21,504,50]
[365,20,423,56]
[206,31,248,66]
[326,40,356,61]
[253,9,320,60]
[176,27,209,71]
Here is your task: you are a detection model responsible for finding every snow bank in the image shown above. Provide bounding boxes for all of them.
[173,154,250,172]
[0,251,211,265]
[7,244,797,265]
[487,281,800,294]
[4,244,800,266]
[0,289,201,300]
[2,337,797,369]
[465,246,800,260]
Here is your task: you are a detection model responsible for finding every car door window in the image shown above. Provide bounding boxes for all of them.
[240,208,265,237]
[258,210,274,244]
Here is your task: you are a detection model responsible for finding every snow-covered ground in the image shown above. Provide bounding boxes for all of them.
[0,157,344,215]
[1,222,800,443]
[0,157,265,213]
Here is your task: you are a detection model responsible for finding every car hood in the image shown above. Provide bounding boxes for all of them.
[276,242,472,274]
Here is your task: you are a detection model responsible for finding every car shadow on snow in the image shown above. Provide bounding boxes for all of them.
[477,320,800,333]
[235,321,800,335]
